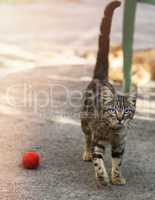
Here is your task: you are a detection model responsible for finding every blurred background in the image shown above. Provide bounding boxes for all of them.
[0,0,154,85]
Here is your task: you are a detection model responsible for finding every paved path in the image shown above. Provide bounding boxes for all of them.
[0,64,155,200]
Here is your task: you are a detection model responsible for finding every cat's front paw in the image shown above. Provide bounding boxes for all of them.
[111,176,126,185]
[94,159,110,187]
[82,150,92,161]
[96,176,110,187]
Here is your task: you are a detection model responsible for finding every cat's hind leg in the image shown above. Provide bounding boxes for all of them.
[82,134,92,161]
[81,120,92,161]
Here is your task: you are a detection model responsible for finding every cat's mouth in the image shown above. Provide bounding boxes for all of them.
[111,123,124,130]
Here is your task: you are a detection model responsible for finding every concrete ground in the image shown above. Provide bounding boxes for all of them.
[0,0,155,200]
[0,64,155,200]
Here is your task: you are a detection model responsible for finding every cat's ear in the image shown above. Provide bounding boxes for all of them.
[127,86,137,106]
[101,86,114,104]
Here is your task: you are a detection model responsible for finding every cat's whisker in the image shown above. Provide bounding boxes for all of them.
[129,121,137,128]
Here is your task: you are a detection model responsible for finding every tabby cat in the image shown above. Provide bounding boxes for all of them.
[81,1,137,187]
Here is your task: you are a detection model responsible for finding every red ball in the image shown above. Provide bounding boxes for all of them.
[22,151,40,169]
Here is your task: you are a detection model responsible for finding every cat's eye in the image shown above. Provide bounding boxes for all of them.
[124,108,131,114]
[108,107,116,113]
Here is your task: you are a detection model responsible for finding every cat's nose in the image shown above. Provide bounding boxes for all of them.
[116,112,123,122]
[118,119,122,124]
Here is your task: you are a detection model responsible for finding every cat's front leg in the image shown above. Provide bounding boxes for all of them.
[92,144,109,187]
[111,142,126,185]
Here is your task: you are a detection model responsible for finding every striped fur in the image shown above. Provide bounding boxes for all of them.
[93,1,121,80]
[81,1,137,187]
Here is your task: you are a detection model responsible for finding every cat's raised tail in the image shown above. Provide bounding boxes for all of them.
[93,1,121,81]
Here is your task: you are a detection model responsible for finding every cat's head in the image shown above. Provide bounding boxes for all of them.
[100,86,137,130]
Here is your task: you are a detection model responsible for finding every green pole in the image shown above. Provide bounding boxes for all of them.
[123,0,137,93]
[139,0,155,4]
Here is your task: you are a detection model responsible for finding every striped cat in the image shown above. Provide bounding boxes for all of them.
[81,1,137,187]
